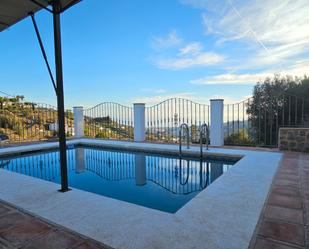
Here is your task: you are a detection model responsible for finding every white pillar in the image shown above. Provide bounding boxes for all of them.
[73,106,84,138]
[210,99,224,146]
[134,103,145,142]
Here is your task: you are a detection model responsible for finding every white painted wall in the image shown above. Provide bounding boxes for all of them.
[73,106,84,138]
[210,99,224,146]
[133,103,145,142]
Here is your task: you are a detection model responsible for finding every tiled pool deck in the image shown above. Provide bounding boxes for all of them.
[0,201,110,249]
[2,149,305,249]
[0,139,284,249]
[249,151,309,249]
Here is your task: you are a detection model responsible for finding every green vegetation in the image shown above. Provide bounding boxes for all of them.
[95,132,109,139]
[84,116,133,140]
[0,95,74,142]
[246,75,309,146]
[224,129,255,146]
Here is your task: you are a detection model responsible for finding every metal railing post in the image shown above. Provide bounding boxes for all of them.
[200,123,209,157]
[179,123,190,156]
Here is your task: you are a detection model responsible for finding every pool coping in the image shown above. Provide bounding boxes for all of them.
[0,139,243,161]
[0,138,282,249]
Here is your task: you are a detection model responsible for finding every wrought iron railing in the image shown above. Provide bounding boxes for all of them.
[84,102,134,140]
[2,94,308,147]
[224,94,309,147]
[0,102,74,143]
[145,98,210,143]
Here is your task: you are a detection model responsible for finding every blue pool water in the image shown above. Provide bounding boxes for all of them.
[0,146,237,213]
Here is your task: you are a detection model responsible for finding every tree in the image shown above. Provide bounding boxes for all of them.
[247,75,309,146]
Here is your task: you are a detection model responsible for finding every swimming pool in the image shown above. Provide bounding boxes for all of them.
[0,146,237,213]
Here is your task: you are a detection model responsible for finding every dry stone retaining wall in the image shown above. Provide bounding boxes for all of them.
[279,128,309,152]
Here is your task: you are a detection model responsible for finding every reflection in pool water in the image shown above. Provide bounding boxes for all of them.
[0,146,236,213]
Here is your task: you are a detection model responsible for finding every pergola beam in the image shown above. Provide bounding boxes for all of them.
[0,20,9,28]
[60,0,81,13]
[28,0,53,13]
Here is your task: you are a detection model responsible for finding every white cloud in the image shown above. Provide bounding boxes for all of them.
[200,0,309,69]
[190,59,309,85]
[130,91,252,107]
[280,59,309,77]
[207,0,309,45]
[251,40,309,68]
[190,73,272,85]
[156,52,224,70]
[151,30,224,70]
[131,92,198,106]
[181,0,309,75]
[151,30,182,49]
[178,42,203,56]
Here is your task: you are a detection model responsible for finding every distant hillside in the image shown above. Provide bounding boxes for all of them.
[0,96,73,142]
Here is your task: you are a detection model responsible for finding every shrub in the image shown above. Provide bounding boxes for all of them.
[224,129,256,146]
[95,132,109,139]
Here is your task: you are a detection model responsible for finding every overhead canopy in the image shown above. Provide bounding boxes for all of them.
[0,0,80,32]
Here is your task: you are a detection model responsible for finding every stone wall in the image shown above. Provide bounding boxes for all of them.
[279,128,309,152]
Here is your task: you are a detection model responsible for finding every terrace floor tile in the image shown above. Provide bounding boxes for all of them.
[276,174,300,182]
[0,202,110,249]
[268,193,302,209]
[21,230,84,249]
[271,186,301,197]
[0,212,31,232]
[0,206,11,218]
[258,219,305,246]
[74,242,108,249]
[273,179,299,188]
[264,205,303,224]
[253,237,303,249]
[0,218,52,247]
[278,170,299,177]
[249,152,309,249]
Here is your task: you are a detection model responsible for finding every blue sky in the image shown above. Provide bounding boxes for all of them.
[1,0,309,108]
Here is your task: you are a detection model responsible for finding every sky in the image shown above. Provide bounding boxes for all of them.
[1,0,309,108]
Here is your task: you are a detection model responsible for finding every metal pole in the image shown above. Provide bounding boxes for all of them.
[53,0,69,192]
